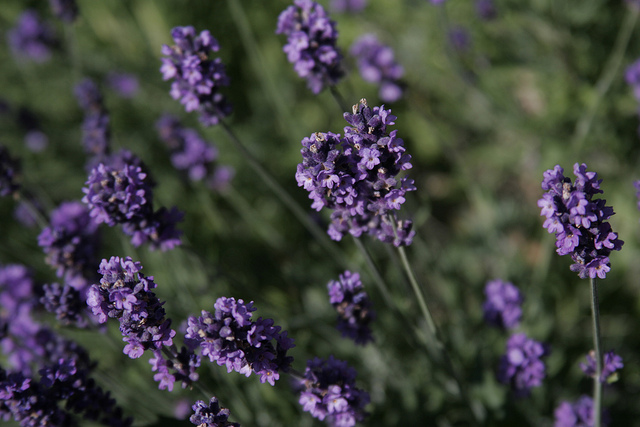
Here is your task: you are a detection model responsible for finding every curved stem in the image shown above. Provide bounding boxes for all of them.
[352,237,393,302]
[590,277,603,427]
[330,85,350,113]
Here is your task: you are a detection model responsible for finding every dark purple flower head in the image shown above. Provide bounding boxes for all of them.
[327,271,375,345]
[497,333,549,396]
[184,297,295,386]
[330,0,367,13]
[276,0,344,94]
[74,78,111,160]
[554,395,610,427]
[190,397,239,427]
[482,279,523,330]
[538,164,623,279]
[0,144,21,198]
[160,26,231,126]
[49,0,79,23]
[475,0,497,20]
[296,99,415,245]
[106,72,139,98]
[350,34,404,103]
[580,350,623,384]
[296,355,369,426]
[449,26,471,52]
[7,10,57,63]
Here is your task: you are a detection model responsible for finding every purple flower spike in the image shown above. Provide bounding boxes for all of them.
[0,144,21,197]
[497,333,549,396]
[350,34,404,103]
[554,395,610,427]
[538,163,623,279]
[296,99,415,246]
[8,10,57,63]
[74,78,111,161]
[160,26,231,126]
[106,72,139,98]
[580,350,623,384]
[327,271,376,345]
[184,297,295,385]
[276,0,344,94]
[190,397,240,427]
[482,279,523,330]
[296,355,369,426]
[49,0,79,23]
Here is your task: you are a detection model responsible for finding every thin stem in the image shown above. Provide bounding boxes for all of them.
[590,277,603,427]
[572,8,639,152]
[352,237,393,303]
[330,85,350,113]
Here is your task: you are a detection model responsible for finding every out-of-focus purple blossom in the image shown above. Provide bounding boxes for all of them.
[106,72,139,98]
[482,279,523,330]
[429,0,447,4]
[189,397,240,427]
[554,395,610,427]
[538,164,623,279]
[330,0,367,13]
[449,26,471,52]
[327,271,375,345]
[49,0,79,23]
[17,108,48,152]
[276,0,344,94]
[497,333,549,396]
[295,355,369,426]
[13,199,43,228]
[475,0,497,20]
[350,34,404,103]
[626,0,640,9]
[185,297,295,386]
[7,10,57,63]
[625,59,640,100]
[0,144,21,198]
[81,155,183,251]
[580,350,623,384]
[156,114,234,190]
[74,78,111,161]
[296,99,415,246]
[160,26,231,127]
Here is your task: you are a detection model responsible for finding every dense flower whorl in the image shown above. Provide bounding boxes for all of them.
[8,10,57,63]
[184,297,295,386]
[190,397,240,427]
[482,279,523,330]
[327,271,375,345]
[0,144,21,198]
[350,34,404,103]
[160,26,231,126]
[554,395,610,427]
[296,355,370,427]
[580,350,623,384]
[497,333,549,396]
[538,163,623,279]
[296,99,415,246]
[276,0,344,94]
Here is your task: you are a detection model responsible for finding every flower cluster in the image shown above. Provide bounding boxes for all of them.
[160,26,231,127]
[49,0,79,23]
[7,10,57,63]
[580,350,623,384]
[296,99,415,246]
[81,157,183,250]
[0,144,21,198]
[554,395,610,427]
[327,270,376,345]
[350,34,404,103]
[475,0,497,20]
[276,0,344,94]
[156,114,233,191]
[482,279,524,330]
[296,355,370,427]
[538,163,623,279]
[330,0,367,13]
[74,78,111,164]
[497,332,549,396]
[106,72,139,98]
[184,297,295,386]
[190,397,240,427]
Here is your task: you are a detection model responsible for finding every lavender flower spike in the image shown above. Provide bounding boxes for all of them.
[350,34,404,103]
[276,0,344,94]
[580,350,623,384]
[49,0,79,23]
[8,10,57,63]
[160,26,231,126]
[190,397,240,427]
[554,395,610,427]
[538,163,623,279]
[497,332,549,396]
[327,271,376,345]
[482,279,524,330]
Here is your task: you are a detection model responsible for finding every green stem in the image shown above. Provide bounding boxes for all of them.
[572,9,639,152]
[590,277,603,427]
[352,237,393,303]
[330,85,350,113]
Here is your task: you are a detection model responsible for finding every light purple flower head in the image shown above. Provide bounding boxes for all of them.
[327,271,376,345]
[482,279,523,330]
[106,72,139,98]
[330,0,367,13]
[580,350,623,384]
[497,333,549,396]
[350,34,404,103]
[7,10,57,63]
[475,0,497,20]
[554,395,610,427]
[74,78,111,161]
[276,0,344,94]
[190,397,239,427]
[625,59,640,100]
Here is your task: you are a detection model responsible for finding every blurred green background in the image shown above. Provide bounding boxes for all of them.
[1,0,640,425]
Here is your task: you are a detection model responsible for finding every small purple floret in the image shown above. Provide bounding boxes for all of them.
[350,34,404,103]
[580,350,623,384]
[8,10,57,63]
[327,271,376,345]
[497,333,549,396]
[482,279,523,330]
[554,395,610,427]
[190,397,239,427]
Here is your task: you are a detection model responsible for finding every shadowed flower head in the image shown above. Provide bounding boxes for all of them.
[580,350,623,384]
[7,10,57,63]
[497,332,549,396]
[296,99,415,246]
[295,355,369,427]
[106,72,139,98]
[276,0,344,94]
[49,0,78,23]
[327,270,376,345]
[184,297,295,386]
[538,163,623,279]
[74,78,111,162]
[350,34,404,103]
[475,0,497,20]
[190,397,240,427]
[160,26,231,126]
[482,279,523,330]
[554,395,610,427]
[0,144,21,197]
